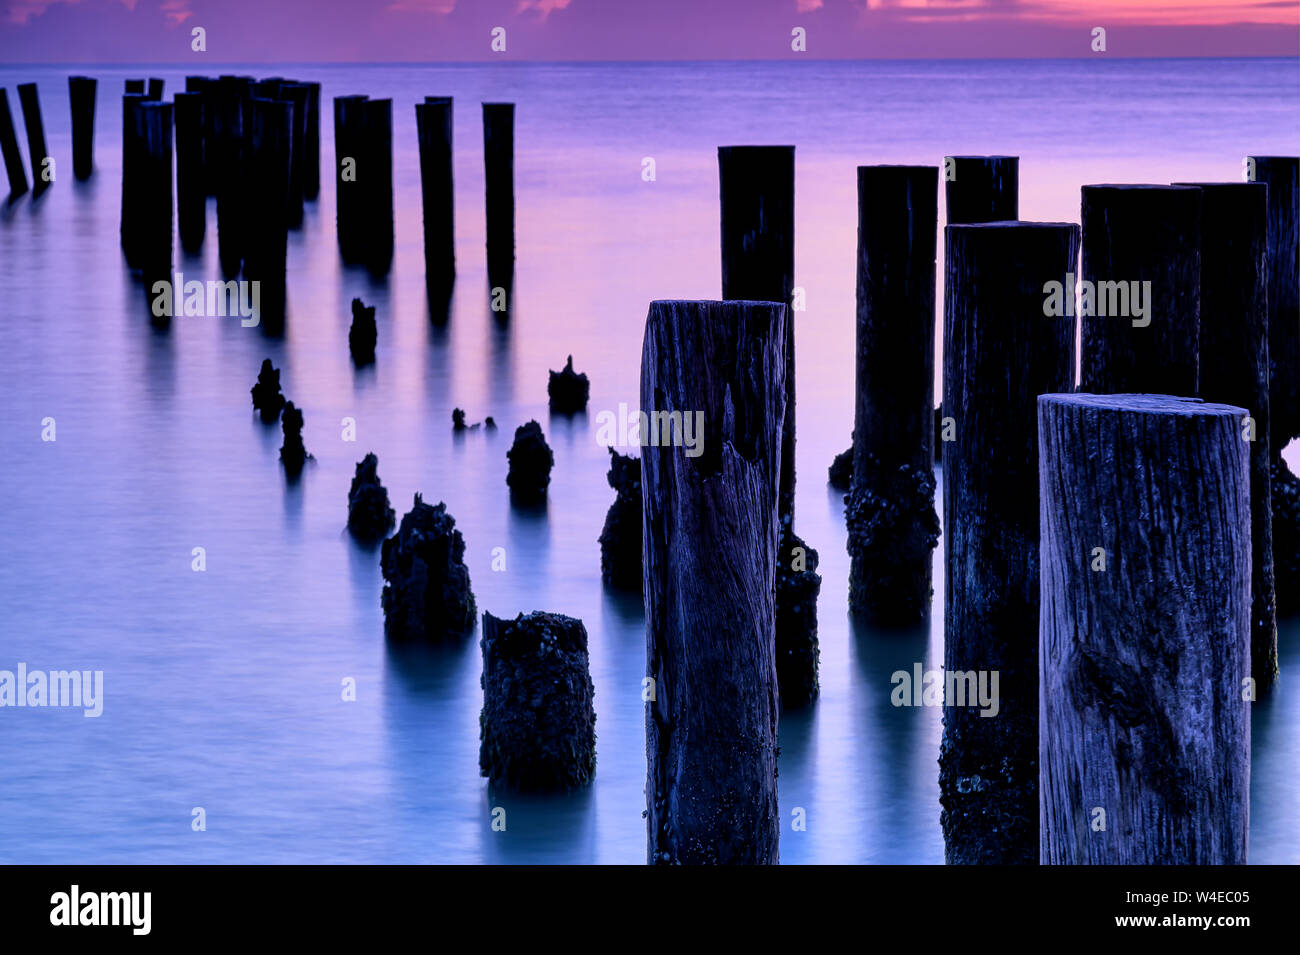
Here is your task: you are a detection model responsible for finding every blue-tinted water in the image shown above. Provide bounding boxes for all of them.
[0,59,1296,863]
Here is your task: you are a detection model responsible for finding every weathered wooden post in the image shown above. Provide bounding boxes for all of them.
[137,101,173,300]
[0,89,27,198]
[1080,184,1202,396]
[68,76,96,181]
[124,79,145,95]
[146,78,164,101]
[183,76,213,194]
[245,97,293,329]
[718,144,820,706]
[280,82,309,227]
[1039,393,1251,864]
[302,82,320,201]
[173,91,205,254]
[1176,181,1276,687]
[944,155,1018,224]
[215,76,252,278]
[16,83,49,195]
[482,102,514,287]
[940,221,1080,865]
[333,94,368,263]
[846,165,941,624]
[363,97,393,275]
[642,299,786,865]
[119,91,147,268]
[416,96,455,291]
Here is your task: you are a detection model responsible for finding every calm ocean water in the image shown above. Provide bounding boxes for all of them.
[0,58,1297,864]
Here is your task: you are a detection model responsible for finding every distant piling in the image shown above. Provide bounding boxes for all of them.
[945,155,1018,224]
[281,82,309,227]
[0,89,27,197]
[124,79,144,95]
[68,76,96,181]
[333,94,368,263]
[1039,393,1250,864]
[138,101,173,299]
[846,165,941,624]
[246,97,293,328]
[119,91,147,268]
[146,78,164,101]
[1080,185,1202,396]
[215,76,252,278]
[416,96,455,291]
[1178,181,1276,688]
[642,299,786,865]
[363,97,394,275]
[482,102,515,288]
[184,76,214,195]
[940,221,1079,865]
[173,91,205,254]
[302,82,321,201]
[16,84,49,195]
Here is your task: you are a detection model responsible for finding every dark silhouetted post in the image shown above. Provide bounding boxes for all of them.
[416,96,455,291]
[1250,157,1300,451]
[119,91,147,268]
[333,94,368,263]
[1177,181,1276,688]
[363,97,393,275]
[302,82,320,201]
[1080,184,1201,396]
[138,101,173,298]
[245,97,293,329]
[68,76,96,181]
[1039,393,1250,864]
[215,76,252,278]
[642,299,786,865]
[940,221,1080,865]
[945,155,1018,224]
[146,78,164,101]
[280,82,308,227]
[0,89,27,197]
[846,165,941,624]
[482,102,514,288]
[184,76,214,195]
[16,83,49,195]
[173,91,205,254]
[124,79,144,94]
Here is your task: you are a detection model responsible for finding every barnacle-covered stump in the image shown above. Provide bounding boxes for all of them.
[547,354,589,413]
[1274,458,1300,617]
[478,611,596,791]
[251,358,285,423]
[775,525,821,708]
[380,494,475,642]
[827,445,852,491]
[598,447,641,591]
[506,420,553,505]
[349,296,376,366]
[347,452,395,541]
[279,400,310,479]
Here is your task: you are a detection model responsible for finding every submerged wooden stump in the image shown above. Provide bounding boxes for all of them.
[1038,393,1250,864]
[598,447,642,592]
[68,76,96,181]
[1080,184,1202,396]
[16,83,48,195]
[846,164,941,624]
[944,155,1018,224]
[1177,181,1277,687]
[642,299,786,865]
[482,102,515,288]
[381,494,476,642]
[416,96,455,291]
[479,611,597,791]
[940,221,1079,865]
[346,452,395,542]
[0,88,28,197]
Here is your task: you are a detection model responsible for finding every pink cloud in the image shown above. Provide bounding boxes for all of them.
[796,0,824,11]
[387,0,455,12]
[160,0,191,24]
[516,0,571,18]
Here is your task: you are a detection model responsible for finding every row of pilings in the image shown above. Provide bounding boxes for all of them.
[644,152,1297,864]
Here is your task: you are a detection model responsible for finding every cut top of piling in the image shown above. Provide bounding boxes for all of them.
[1038,392,1246,420]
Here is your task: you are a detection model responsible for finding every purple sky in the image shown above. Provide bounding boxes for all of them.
[1,0,1297,62]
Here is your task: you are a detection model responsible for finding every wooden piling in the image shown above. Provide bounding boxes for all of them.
[245,97,293,328]
[16,83,49,195]
[124,79,144,95]
[184,76,213,195]
[1080,184,1202,396]
[302,82,321,201]
[119,91,147,268]
[718,145,796,525]
[215,76,252,278]
[280,82,308,227]
[416,96,455,291]
[642,299,786,865]
[940,221,1080,865]
[362,97,393,275]
[0,89,27,198]
[1177,181,1276,687]
[137,101,173,297]
[482,102,515,287]
[945,155,1018,224]
[846,165,941,623]
[146,78,164,101]
[333,94,368,263]
[1249,157,1300,451]
[68,76,96,181]
[173,91,205,254]
[1038,393,1250,864]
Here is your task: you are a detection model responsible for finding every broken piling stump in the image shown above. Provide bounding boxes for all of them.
[349,297,377,366]
[1177,181,1277,687]
[482,102,515,287]
[827,444,852,490]
[479,611,597,791]
[17,83,49,196]
[416,96,455,291]
[642,299,785,865]
[347,453,396,541]
[380,494,476,642]
[173,91,205,254]
[0,88,27,197]
[944,155,1018,224]
[68,76,96,181]
[137,101,173,296]
[598,447,641,592]
[939,221,1080,865]
[250,358,285,423]
[506,420,553,506]
[1079,184,1202,396]
[547,355,589,413]
[1038,393,1250,864]
[279,401,310,479]
[846,165,941,625]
